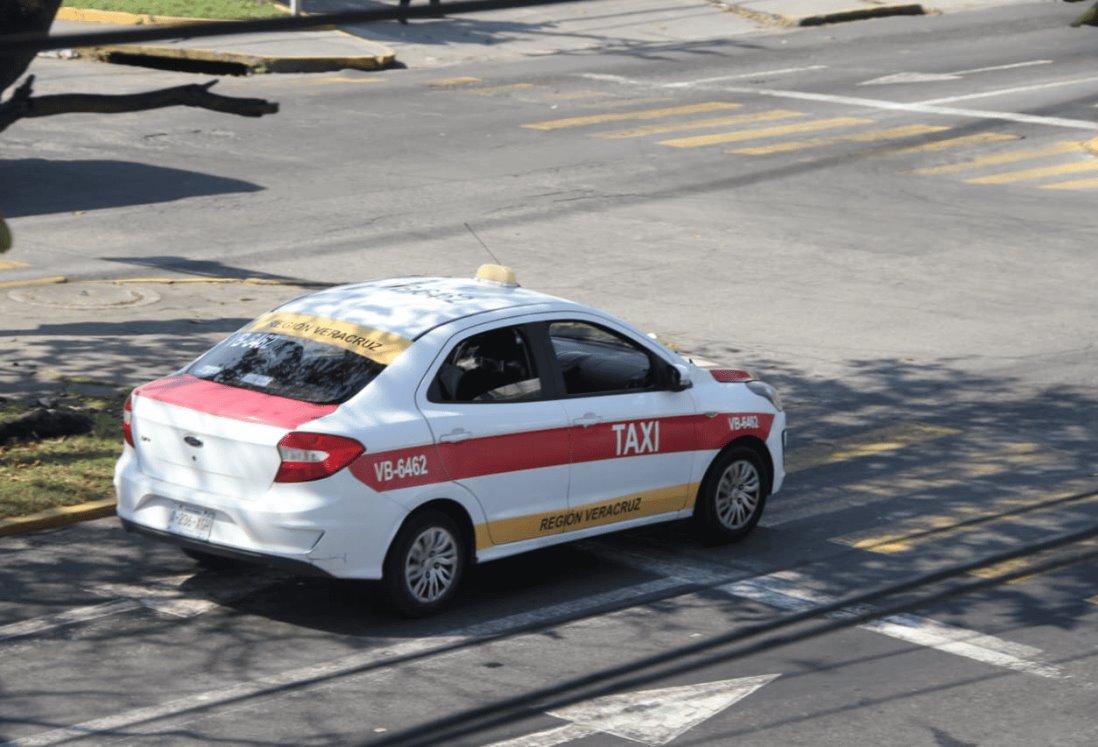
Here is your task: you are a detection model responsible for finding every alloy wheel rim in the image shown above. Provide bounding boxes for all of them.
[714,460,761,529]
[405,527,459,603]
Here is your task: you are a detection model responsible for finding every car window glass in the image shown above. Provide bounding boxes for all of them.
[548,321,654,395]
[187,331,385,405]
[434,326,541,403]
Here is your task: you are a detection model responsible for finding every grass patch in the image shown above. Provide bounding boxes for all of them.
[0,392,127,520]
[62,0,288,20]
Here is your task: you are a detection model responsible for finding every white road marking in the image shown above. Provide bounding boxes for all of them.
[575,72,1098,131]
[916,75,1098,105]
[664,66,828,87]
[485,675,781,747]
[0,599,141,642]
[614,549,1065,680]
[860,60,1053,86]
[3,578,684,747]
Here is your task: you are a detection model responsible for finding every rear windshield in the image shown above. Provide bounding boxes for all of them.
[186,331,385,405]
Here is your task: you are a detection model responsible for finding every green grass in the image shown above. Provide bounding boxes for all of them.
[0,392,127,519]
[63,0,288,20]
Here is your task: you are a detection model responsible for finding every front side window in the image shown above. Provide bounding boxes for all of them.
[187,331,384,405]
[433,326,541,403]
[549,321,655,395]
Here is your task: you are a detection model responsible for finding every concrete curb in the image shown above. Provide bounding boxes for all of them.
[724,1,925,27]
[0,499,116,537]
[75,42,396,74]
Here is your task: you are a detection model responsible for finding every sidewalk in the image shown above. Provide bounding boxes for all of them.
[47,0,1035,73]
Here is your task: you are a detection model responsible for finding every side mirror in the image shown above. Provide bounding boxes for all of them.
[666,362,693,392]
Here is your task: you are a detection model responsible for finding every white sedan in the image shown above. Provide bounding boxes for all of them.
[115,265,786,616]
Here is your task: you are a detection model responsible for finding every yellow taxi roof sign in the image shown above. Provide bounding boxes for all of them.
[475,264,519,287]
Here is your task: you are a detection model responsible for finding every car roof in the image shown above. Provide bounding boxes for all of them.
[275,276,586,341]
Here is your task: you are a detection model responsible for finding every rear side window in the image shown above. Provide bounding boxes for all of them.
[432,326,541,403]
[187,331,385,405]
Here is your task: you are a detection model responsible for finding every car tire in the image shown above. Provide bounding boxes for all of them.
[181,547,238,570]
[693,446,768,543]
[383,510,466,617]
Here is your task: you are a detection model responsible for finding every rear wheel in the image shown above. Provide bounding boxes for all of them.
[383,510,466,617]
[693,446,768,542]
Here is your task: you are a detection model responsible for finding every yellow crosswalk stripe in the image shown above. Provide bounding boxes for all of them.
[841,486,1098,555]
[966,160,1098,185]
[0,260,30,271]
[429,76,482,87]
[468,83,537,95]
[733,123,950,155]
[522,102,742,131]
[578,97,675,110]
[785,423,961,474]
[911,141,1083,176]
[659,117,875,149]
[969,539,1098,585]
[881,132,1017,157]
[1039,176,1098,190]
[595,109,803,139]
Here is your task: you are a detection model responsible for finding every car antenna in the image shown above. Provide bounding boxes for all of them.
[464,222,503,266]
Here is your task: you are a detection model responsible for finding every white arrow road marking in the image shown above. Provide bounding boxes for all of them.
[860,60,1053,85]
[483,675,780,747]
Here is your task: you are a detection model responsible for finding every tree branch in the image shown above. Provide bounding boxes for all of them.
[0,75,278,134]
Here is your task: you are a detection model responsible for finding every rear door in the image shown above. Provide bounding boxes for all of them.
[416,322,572,547]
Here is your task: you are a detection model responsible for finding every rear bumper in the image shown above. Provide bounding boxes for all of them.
[114,449,407,579]
[119,518,335,577]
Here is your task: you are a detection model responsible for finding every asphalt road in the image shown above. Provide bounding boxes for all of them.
[2,2,1098,745]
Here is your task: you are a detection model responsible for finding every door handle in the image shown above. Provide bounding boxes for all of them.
[572,413,602,427]
[439,428,472,443]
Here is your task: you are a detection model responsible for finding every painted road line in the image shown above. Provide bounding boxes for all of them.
[967,540,1098,585]
[732,123,949,155]
[910,141,1084,175]
[965,160,1098,185]
[659,117,876,148]
[572,73,1098,132]
[880,132,1018,156]
[522,102,742,131]
[916,75,1098,105]
[663,66,828,87]
[841,487,1098,555]
[785,422,961,474]
[720,570,1065,679]
[468,83,538,95]
[594,109,804,139]
[429,76,482,87]
[0,260,30,271]
[3,578,686,747]
[577,97,674,110]
[1039,176,1098,190]
[0,599,141,643]
[539,90,609,101]
[613,549,1064,679]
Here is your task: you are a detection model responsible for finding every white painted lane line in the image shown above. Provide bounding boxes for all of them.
[614,549,1064,680]
[663,66,828,87]
[723,572,1064,679]
[952,60,1053,75]
[3,578,684,747]
[574,72,1098,132]
[0,600,141,642]
[917,75,1098,105]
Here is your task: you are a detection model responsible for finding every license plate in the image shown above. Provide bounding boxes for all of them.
[168,505,215,541]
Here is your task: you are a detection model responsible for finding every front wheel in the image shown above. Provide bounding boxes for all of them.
[383,510,466,617]
[693,446,768,542]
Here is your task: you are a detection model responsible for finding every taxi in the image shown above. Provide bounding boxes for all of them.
[115,266,786,616]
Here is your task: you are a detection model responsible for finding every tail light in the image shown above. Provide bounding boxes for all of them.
[275,432,364,483]
[123,394,134,447]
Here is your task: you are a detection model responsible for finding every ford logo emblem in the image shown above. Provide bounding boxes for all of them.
[184,436,204,448]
